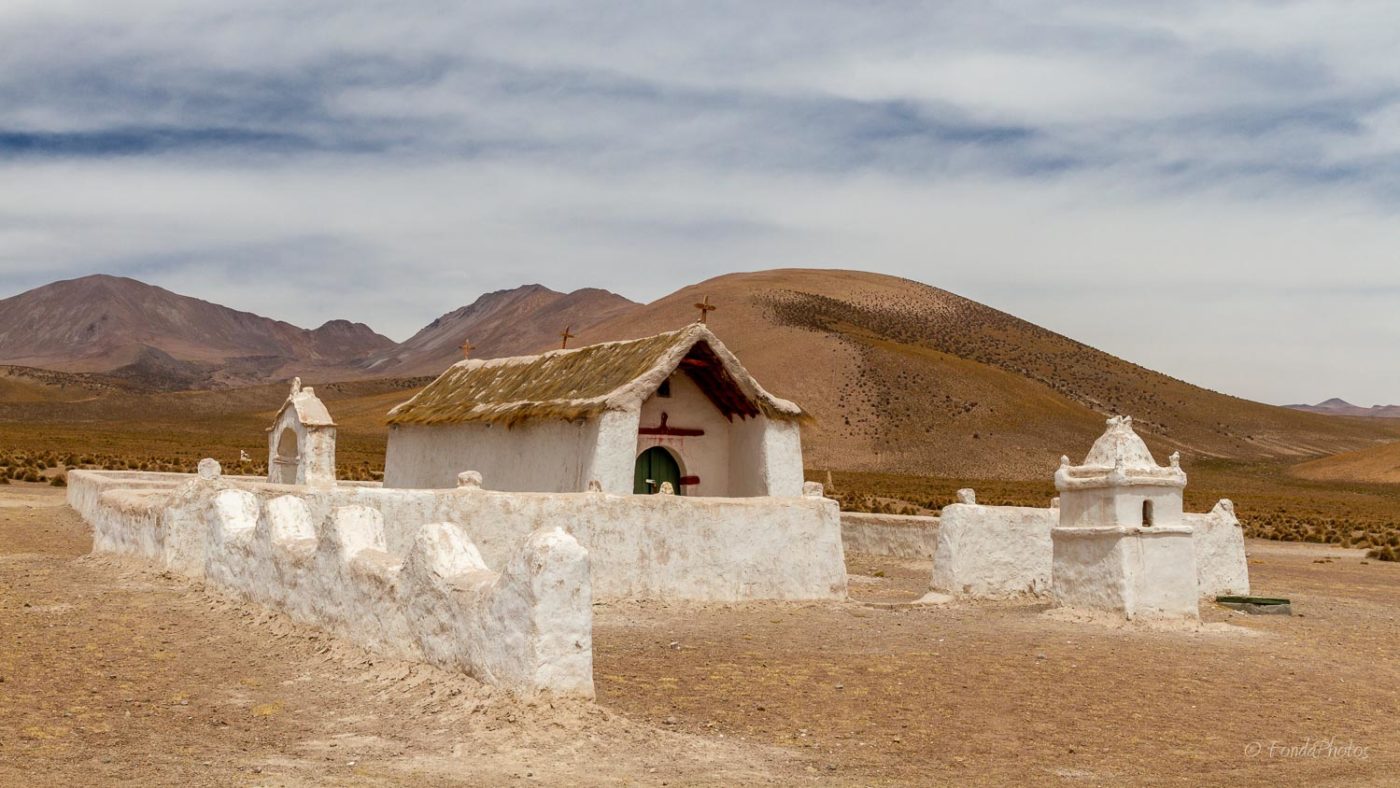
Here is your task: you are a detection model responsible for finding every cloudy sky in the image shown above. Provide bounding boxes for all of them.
[1,1,1398,405]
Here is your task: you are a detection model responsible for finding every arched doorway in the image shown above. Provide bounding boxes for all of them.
[274,427,300,484]
[633,447,682,495]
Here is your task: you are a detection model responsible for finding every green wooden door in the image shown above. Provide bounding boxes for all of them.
[633,447,682,495]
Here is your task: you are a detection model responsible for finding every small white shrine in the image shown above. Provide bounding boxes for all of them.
[266,377,337,486]
[1050,416,1201,621]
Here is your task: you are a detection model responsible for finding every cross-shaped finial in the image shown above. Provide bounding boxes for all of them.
[459,339,474,359]
[559,325,577,349]
[693,295,717,324]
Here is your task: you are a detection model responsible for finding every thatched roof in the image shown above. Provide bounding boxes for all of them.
[386,324,805,427]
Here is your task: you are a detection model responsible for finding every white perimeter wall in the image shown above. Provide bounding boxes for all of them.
[79,476,594,695]
[932,504,1058,596]
[1182,501,1250,597]
[70,471,848,602]
[840,513,940,560]
[931,497,1249,601]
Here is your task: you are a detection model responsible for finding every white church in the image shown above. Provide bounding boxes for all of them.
[380,323,809,497]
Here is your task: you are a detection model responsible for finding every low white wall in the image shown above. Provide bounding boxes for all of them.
[82,477,594,696]
[840,513,940,559]
[331,485,847,601]
[69,470,848,603]
[927,498,1251,601]
[1182,500,1250,597]
[932,504,1058,597]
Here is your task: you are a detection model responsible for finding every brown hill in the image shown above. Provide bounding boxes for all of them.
[0,365,135,404]
[1285,398,1400,419]
[0,275,394,388]
[572,269,1400,478]
[1291,440,1400,484]
[360,284,638,376]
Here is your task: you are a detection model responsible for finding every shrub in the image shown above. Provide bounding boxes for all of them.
[1366,546,1398,562]
[50,475,67,488]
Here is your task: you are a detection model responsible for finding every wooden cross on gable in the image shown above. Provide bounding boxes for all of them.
[459,339,474,359]
[559,325,577,349]
[693,295,717,324]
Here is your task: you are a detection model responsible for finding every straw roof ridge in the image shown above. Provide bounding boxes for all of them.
[386,324,804,427]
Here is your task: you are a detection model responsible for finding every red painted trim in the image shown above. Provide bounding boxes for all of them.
[637,411,705,437]
[679,475,701,486]
[639,425,705,436]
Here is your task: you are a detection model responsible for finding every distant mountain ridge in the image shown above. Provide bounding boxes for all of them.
[1285,398,1400,419]
[3,269,1399,479]
[0,275,394,388]
[0,275,637,389]
[358,283,638,377]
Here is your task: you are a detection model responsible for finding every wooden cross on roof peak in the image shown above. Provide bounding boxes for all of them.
[559,325,577,349]
[693,295,717,324]
[459,339,474,359]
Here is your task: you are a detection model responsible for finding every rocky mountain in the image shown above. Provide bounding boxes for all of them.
[358,284,638,377]
[1284,398,1400,419]
[571,269,1400,478]
[0,275,394,388]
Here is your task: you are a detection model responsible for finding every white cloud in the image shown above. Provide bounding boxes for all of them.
[1,0,1399,405]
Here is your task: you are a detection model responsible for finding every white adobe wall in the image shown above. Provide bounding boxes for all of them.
[584,409,641,494]
[931,503,1058,596]
[1182,500,1250,597]
[840,513,940,559]
[750,418,805,498]
[384,419,598,491]
[75,473,594,696]
[68,470,848,603]
[1051,525,1200,621]
[727,413,803,497]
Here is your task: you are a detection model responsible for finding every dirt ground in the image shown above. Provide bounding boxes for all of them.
[2,482,1397,786]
